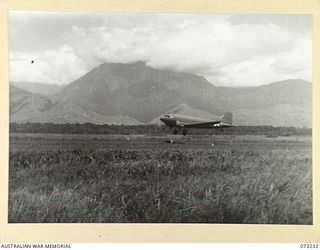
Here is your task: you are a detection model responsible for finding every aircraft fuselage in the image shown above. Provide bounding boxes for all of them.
[160,112,233,135]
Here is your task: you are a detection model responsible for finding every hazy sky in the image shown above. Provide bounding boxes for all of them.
[9,11,313,86]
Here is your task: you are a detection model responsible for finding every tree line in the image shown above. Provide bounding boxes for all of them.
[9,122,312,136]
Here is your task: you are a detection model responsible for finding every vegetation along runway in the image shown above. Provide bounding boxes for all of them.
[9,133,312,224]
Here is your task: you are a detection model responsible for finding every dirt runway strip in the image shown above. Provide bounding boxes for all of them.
[9,133,312,152]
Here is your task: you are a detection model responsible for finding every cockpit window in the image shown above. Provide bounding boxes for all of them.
[164,114,172,118]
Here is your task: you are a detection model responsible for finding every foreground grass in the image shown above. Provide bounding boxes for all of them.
[9,148,312,224]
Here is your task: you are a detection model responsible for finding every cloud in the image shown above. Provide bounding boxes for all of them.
[10,45,86,84]
[71,18,311,86]
[71,26,86,36]
[272,37,312,75]
[10,14,312,86]
[208,37,312,86]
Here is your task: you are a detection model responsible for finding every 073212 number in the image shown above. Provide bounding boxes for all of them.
[300,244,319,248]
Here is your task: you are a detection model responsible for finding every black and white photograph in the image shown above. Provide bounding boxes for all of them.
[9,11,312,224]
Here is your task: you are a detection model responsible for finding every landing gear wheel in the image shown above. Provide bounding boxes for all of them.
[173,128,179,135]
[182,128,188,136]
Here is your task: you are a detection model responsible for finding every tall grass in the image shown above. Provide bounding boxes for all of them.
[9,148,312,224]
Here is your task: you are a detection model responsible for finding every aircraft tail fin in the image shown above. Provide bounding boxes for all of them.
[221,112,232,125]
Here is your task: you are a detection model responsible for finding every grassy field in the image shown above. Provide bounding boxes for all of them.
[9,134,312,224]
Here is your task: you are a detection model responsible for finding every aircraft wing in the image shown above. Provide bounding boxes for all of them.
[177,120,222,128]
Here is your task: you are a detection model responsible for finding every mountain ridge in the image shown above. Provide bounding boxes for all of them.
[9,62,312,127]
[10,81,63,96]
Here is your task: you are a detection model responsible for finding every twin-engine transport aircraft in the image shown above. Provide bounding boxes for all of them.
[160,112,233,136]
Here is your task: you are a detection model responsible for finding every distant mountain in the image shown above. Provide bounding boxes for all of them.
[10,62,312,127]
[10,81,63,96]
[54,62,215,123]
[214,79,312,111]
[10,85,54,119]
[233,102,311,127]
[10,85,142,125]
